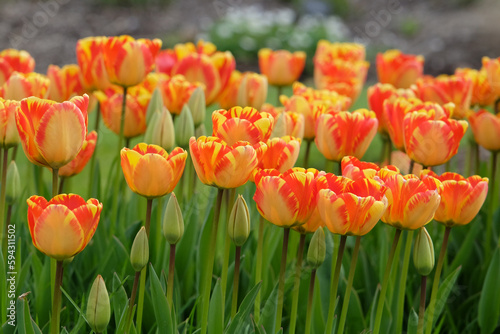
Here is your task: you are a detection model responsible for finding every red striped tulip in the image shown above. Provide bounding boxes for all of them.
[255,136,301,174]
[217,70,242,110]
[0,99,20,148]
[76,37,112,91]
[293,169,326,234]
[376,49,424,89]
[341,156,399,180]
[0,49,35,85]
[121,143,187,199]
[156,49,177,76]
[212,106,274,145]
[140,72,167,93]
[258,48,306,86]
[421,170,488,227]
[47,64,84,102]
[103,35,162,87]
[27,194,102,260]
[468,109,500,152]
[482,56,500,95]
[315,109,378,162]
[383,97,422,151]
[15,95,88,169]
[59,131,97,178]
[455,68,497,107]
[403,108,468,167]
[314,40,366,62]
[190,136,265,189]
[159,74,200,115]
[237,72,268,110]
[0,72,49,100]
[253,168,320,228]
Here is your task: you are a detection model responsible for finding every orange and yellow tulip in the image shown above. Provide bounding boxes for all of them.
[76,37,112,91]
[403,108,468,167]
[468,109,500,152]
[421,170,488,227]
[292,169,326,234]
[317,175,388,236]
[27,194,102,260]
[59,131,97,178]
[159,74,200,115]
[121,143,187,199]
[255,135,301,174]
[47,64,84,102]
[314,40,366,62]
[315,109,378,162]
[217,70,242,110]
[0,72,49,100]
[382,97,422,151]
[212,106,274,145]
[15,95,88,169]
[103,35,162,87]
[253,168,320,228]
[455,68,496,107]
[341,156,399,180]
[376,49,424,89]
[482,56,500,96]
[258,48,306,86]
[0,49,35,85]
[155,49,177,76]
[262,104,305,140]
[237,72,268,110]
[0,98,20,148]
[190,136,265,189]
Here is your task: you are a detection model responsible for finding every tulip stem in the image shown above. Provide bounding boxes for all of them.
[486,151,498,260]
[425,226,451,334]
[275,227,290,333]
[125,271,141,334]
[276,85,283,106]
[395,230,414,334]
[221,188,236,304]
[373,228,402,334]
[231,245,241,319]
[338,236,362,334]
[325,234,347,334]
[409,160,415,175]
[88,101,100,198]
[200,188,224,334]
[11,145,18,162]
[167,243,176,307]
[118,86,128,152]
[303,140,312,169]
[386,138,392,166]
[51,260,64,334]
[145,199,153,237]
[58,177,65,194]
[418,275,427,334]
[0,148,8,250]
[254,215,265,323]
[304,269,316,334]
[289,233,306,334]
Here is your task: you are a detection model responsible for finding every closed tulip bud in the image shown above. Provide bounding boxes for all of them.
[307,228,326,268]
[188,86,206,127]
[86,275,111,333]
[130,227,149,272]
[5,161,20,205]
[271,112,287,138]
[175,105,195,149]
[228,195,250,246]
[195,123,206,138]
[163,193,184,245]
[413,227,435,276]
[144,107,175,152]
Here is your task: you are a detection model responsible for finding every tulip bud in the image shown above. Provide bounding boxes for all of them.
[144,107,175,151]
[130,227,149,272]
[307,228,326,269]
[163,193,184,245]
[228,195,250,246]
[270,112,287,138]
[175,105,195,149]
[86,275,111,333]
[188,86,206,127]
[195,123,206,138]
[413,227,435,276]
[5,161,21,205]
[145,87,163,124]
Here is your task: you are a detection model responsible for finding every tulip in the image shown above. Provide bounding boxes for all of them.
[159,74,200,115]
[468,109,500,152]
[237,72,268,110]
[103,35,162,87]
[5,161,21,205]
[76,36,112,91]
[455,68,496,107]
[175,105,195,149]
[212,106,274,145]
[315,109,378,162]
[0,99,20,148]
[376,49,424,88]
[163,193,184,245]
[15,95,88,169]
[59,131,98,178]
[482,56,500,96]
[190,136,265,189]
[228,195,250,247]
[121,143,187,199]
[86,275,111,333]
[269,110,305,140]
[130,227,149,272]
[341,155,399,180]
[47,64,84,102]
[140,72,166,93]
[254,136,301,175]
[0,49,35,85]
[314,40,366,62]
[0,72,49,100]
[383,97,422,151]
[27,193,102,260]
[188,86,206,126]
[258,48,306,86]
[217,70,242,110]
[403,108,468,167]
[155,49,177,76]
[144,107,175,151]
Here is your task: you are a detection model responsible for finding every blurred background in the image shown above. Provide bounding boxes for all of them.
[1,0,499,81]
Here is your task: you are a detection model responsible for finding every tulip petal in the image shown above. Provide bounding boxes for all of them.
[133,153,174,198]
[48,193,88,210]
[254,176,299,227]
[72,202,102,249]
[402,190,440,230]
[214,145,257,189]
[121,148,142,193]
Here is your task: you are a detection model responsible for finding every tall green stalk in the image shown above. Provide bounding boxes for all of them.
[418,275,427,334]
[275,227,291,333]
[289,233,306,334]
[50,260,64,334]
[304,269,317,334]
[118,86,128,152]
[325,234,347,334]
[221,188,236,302]
[254,215,265,323]
[87,101,100,198]
[50,168,59,309]
[230,246,241,318]
[167,244,176,306]
[303,140,312,169]
[486,152,498,260]
[395,230,414,334]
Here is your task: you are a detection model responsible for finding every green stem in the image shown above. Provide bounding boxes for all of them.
[409,160,415,175]
[88,101,100,198]
[52,168,59,197]
[338,236,362,334]
[177,170,185,204]
[418,275,427,334]
[304,269,316,334]
[50,260,64,334]
[50,168,59,308]
[379,135,388,166]
[325,234,347,334]
[473,142,480,176]
[125,271,141,334]
[303,140,312,169]
[275,227,291,333]
[58,177,65,195]
[276,85,283,106]
[136,198,153,333]
[154,196,164,269]
[289,233,306,334]
[10,144,18,161]
[118,86,128,153]
[486,152,498,260]
[373,228,402,334]
[221,188,236,302]
[231,246,241,318]
[0,148,7,250]
[254,215,265,323]
[200,188,224,334]
[386,138,392,166]
[167,243,176,306]
[465,142,472,177]
[145,199,153,237]
[425,226,451,334]
[395,230,414,334]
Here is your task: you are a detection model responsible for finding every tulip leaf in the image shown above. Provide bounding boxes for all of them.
[407,308,418,334]
[448,220,480,274]
[111,272,129,329]
[208,279,223,334]
[225,282,261,334]
[259,281,279,333]
[478,247,500,334]
[149,264,173,334]
[16,293,38,334]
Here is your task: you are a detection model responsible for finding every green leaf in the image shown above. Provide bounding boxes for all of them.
[448,221,480,274]
[259,281,279,333]
[407,308,418,334]
[16,293,38,334]
[146,87,163,124]
[478,247,500,334]
[225,282,261,334]
[112,272,129,329]
[208,279,223,334]
[149,264,173,333]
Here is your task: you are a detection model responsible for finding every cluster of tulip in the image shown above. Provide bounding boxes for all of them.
[0,34,499,334]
